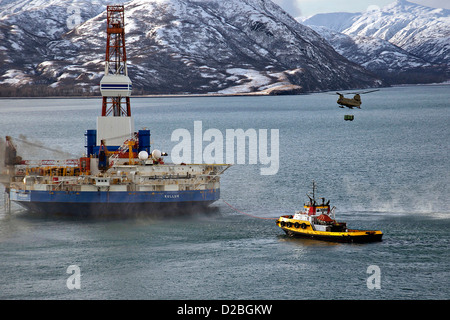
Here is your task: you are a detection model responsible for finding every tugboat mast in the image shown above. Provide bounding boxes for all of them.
[307,180,317,205]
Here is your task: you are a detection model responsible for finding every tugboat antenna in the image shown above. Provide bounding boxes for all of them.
[306,180,317,206]
[312,180,316,200]
[311,180,316,202]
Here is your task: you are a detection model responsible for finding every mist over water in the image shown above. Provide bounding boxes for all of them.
[0,85,449,299]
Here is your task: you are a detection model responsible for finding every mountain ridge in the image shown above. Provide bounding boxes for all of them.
[0,0,383,96]
[5,0,447,96]
[301,0,450,84]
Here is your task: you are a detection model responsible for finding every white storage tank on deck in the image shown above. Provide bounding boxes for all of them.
[100,75,132,97]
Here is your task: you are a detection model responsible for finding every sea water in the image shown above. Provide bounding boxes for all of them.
[0,85,449,300]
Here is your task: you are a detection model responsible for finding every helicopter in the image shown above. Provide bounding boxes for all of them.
[335,89,379,109]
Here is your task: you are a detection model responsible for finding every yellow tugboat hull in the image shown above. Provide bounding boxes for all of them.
[276,216,383,243]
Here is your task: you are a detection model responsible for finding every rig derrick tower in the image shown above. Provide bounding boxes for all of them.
[100,5,131,117]
[95,5,136,150]
[85,5,150,165]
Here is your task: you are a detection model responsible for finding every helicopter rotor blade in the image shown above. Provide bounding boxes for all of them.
[360,89,380,94]
[349,89,380,95]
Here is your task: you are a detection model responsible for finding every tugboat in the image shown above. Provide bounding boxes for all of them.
[276,181,383,243]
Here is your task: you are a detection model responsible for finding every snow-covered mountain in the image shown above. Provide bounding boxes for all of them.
[308,25,444,84]
[0,0,381,96]
[302,0,450,84]
[0,0,119,89]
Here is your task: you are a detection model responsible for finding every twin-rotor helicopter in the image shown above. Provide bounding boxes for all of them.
[329,89,380,121]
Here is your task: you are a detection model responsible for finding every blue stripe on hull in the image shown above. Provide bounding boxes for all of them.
[10,189,220,216]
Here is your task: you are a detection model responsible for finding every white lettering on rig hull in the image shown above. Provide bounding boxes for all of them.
[164,194,180,199]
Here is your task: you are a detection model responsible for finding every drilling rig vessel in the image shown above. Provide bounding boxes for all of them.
[1,5,230,216]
